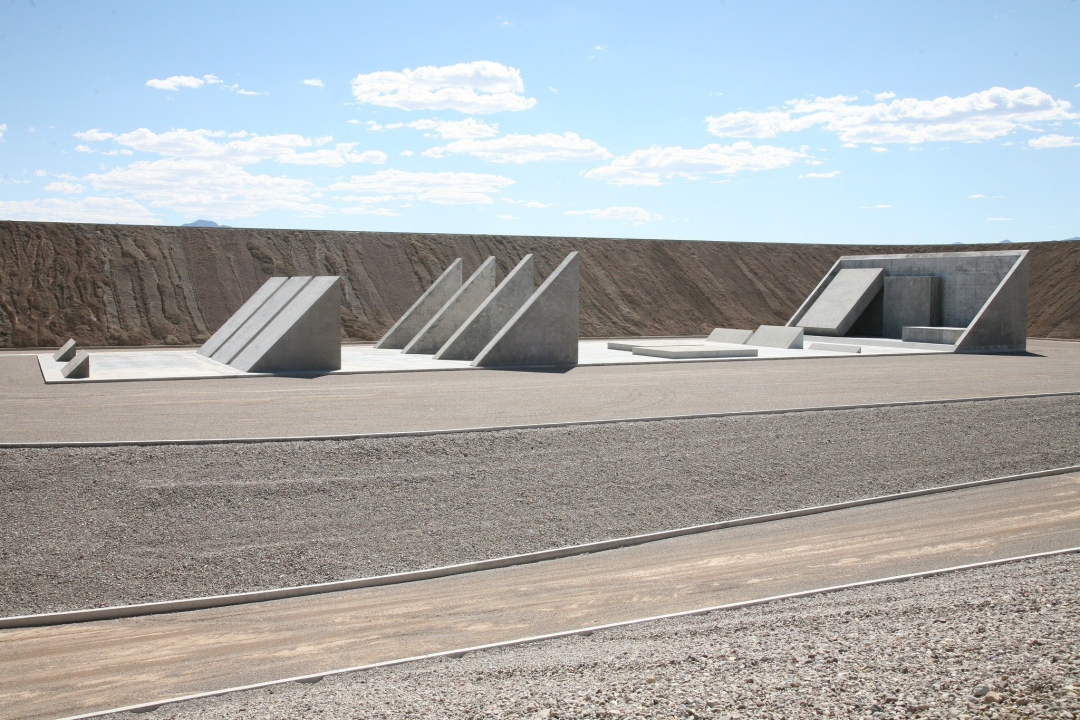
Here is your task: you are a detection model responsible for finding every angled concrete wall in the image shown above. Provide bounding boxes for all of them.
[61,350,90,379]
[209,277,309,365]
[747,325,804,349]
[53,339,77,362]
[404,258,497,355]
[472,252,578,368]
[198,277,287,359]
[375,260,463,349]
[956,252,1029,353]
[795,268,883,336]
[435,255,535,361]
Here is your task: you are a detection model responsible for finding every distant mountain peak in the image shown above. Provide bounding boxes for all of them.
[182,219,231,228]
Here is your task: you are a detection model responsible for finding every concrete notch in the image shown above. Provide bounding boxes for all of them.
[53,338,77,362]
[796,268,884,336]
[375,259,463,349]
[747,325,804,349]
[404,257,497,355]
[61,350,90,379]
[472,252,579,368]
[435,255,535,361]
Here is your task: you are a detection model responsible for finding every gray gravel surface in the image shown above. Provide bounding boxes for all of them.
[2,396,1079,616]
[144,553,1080,720]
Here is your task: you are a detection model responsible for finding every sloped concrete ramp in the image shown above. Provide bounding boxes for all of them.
[435,255,535,361]
[375,260,463,349]
[404,258,497,355]
[796,268,884,336]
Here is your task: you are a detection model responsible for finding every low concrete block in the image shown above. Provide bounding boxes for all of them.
[435,255,535,361]
[796,268,884,336]
[472,252,579,368]
[807,341,862,354]
[706,328,753,344]
[198,277,288,359]
[61,350,90,379]
[404,258,497,355]
[375,260,463,349]
[53,339,77,362]
[607,339,691,352]
[902,326,965,345]
[747,325,804,349]
[632,344,758,359]
[883,276,942,339]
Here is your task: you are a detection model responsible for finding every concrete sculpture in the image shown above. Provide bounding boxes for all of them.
[747,325,804,349]
[706,328,753,344]
[199,276,342,373]
[472,252,580,368]
[787,250,1029,352]
[53,339,78,363]
[375,260,463,349]
[404,258,497,355]
[435,255,535,361]
[632,344,757,359]
[795,268,883,337]
[61,350,90,379]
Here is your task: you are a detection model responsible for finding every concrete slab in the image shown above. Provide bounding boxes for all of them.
[435,255,535,361]
[53,339,77,363]
[375,260,463,350]
[903,327,966,345]
[707,328,753,344]
[404,258,497,355]
[883,276,942,339]
[632,344,758,359]
[606,339,694,352]
[796,268,884,336]
[807,341,862,354]
[748,325,804,349]
[198,277,288,359]
[472,252,580,368]
[60,351,89,379]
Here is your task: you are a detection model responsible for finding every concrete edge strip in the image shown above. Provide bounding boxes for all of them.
[55,546,1080,720]
[5,463,1078,630]
[4,389,1080,449]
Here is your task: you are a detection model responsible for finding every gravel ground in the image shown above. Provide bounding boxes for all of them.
[146,553,1080,720]
[2,396,1079,616]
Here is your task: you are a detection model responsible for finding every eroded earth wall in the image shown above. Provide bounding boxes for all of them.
[1,220,1078,347]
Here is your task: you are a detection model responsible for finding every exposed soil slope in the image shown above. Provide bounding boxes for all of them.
[1,221,1077,347]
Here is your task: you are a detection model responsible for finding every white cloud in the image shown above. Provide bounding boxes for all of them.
[85,159,328,217]
[584,141,806,186]
[75,144,94,153]
[870,146,888,153]
[145,74,220,91]
[706,87,1077,144]
[331,169,514,205]
[424,132,611,163]
[497,214,518,219]
[347,119,360,124]
[969,194,986,199]
[564,206,662,223]
[860,204,891,209]
[1029,134,1078,149]
[800,171,841,179]
[223,84,262,96]
[525,201,551,208]
[342,206,400,216]
[350,61,537,114]
[874,91,896,101]
[44,181,84,193]
[303,78,324,87]
[987,217,1013,221]
[407,118,500,139]
[35,169,48,176]
[0,196,161,224]
[74,128,386,167]
[0,123,6,141]
[399,150,415,157]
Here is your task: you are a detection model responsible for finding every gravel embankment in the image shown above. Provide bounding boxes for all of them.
[147,553,1080,720]
[2,396,1079,616]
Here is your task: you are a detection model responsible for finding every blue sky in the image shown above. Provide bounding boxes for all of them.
[0,1,1077,243]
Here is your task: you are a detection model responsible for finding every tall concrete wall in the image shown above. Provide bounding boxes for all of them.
[375,259,462,349]
[435,255,535,361]
[404,258,497,355]
[956,253,1029,353]
[882,276,941,339]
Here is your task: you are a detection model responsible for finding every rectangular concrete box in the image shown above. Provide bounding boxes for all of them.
[807,341,862,354]
[707,328,753,344]
[796,268,884,337]
[902,326,966,344]
[883,276,941,339]
[747,325,804,349]
[632,344,758,359]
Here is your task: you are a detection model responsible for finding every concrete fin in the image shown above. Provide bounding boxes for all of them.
[796,268,884,336]
[61,350,90,379]
[956,251,1029,353]
[53,339,77,362]
[435,255,535,361]
[198,277,288,358]
[209,277,310,365]
[375,259,463,349]
[229,277,342,373]
[472,252,579,368]
[404,258,498,355]
[747,325,804,349]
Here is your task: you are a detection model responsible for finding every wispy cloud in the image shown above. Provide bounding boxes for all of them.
[0,123,6,142]
[969,194,986,199]
[1029,134,1078,149]
[861,204,891,209]
[302,78,324,87]
[145,74,221,91]
[423,132,610,163]
[0,196,161,224]
[351,61,536,114]
[585,142,806,186]
[565,206,662,223]
[800,170,841,179]
[331,169,515,205]
[44,181,84,193]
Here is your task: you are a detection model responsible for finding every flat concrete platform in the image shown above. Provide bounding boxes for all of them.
[0,339,1075,444]
[1,472,1076,720]
[631,344,758,359]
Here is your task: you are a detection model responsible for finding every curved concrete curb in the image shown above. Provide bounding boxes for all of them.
[55,546,1080,720]
[2,389,1079,449]
[5,463,1078,630]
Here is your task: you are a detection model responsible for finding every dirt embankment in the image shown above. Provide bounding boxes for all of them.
[1,221,1078,348]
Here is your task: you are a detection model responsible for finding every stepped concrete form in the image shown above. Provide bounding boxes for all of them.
[404,258,497,355]
[61,350,90,378]
[707,328,753,344]
[748,325,804,349]
[53,339,77,363]
[375,260,463,349]
[472,252,579,368]
[435,255,535,361]
[796,268,884,336]
[198,276,342,373]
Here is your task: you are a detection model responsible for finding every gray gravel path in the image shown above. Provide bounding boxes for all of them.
[150,553,1080,720]
[2,396,1079,616]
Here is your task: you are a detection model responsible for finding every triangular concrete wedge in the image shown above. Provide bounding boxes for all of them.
[436,255,535,361]
[472,252,579,368]
[404,258,497,355]
[229,276,342,373]
[375,259,463,349]
[208,277,309,365]
[199,277,288,358]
